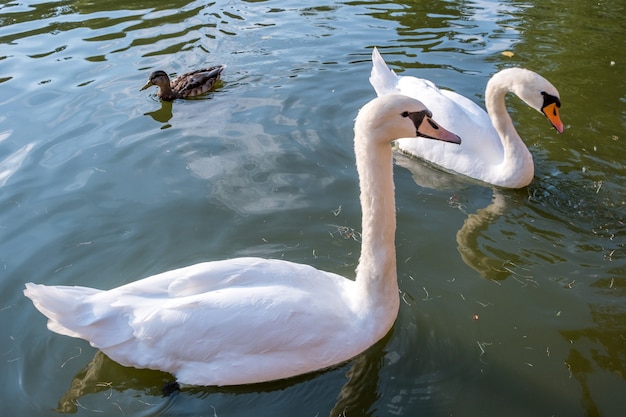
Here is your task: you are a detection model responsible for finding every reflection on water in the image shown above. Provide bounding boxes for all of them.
[1,0,625,416]
[55,351,172,414]
[144,100,174,125]
[455,191,512,280]
[0,142,34,187]
[396,153,512,280]
[56,334,391,416]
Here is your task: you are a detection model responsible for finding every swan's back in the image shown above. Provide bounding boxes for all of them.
[370,48,504,171]
[395,78,503,166]
[25,258,367,386]
[396,76,496,140]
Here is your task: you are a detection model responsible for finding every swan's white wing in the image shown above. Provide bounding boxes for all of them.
[25,261,262,344]
[117,277,356,385]
[369,47,401,96]
[111,258,300,297]
[26,258,360,386]
[392,75,505,178]
[369,47,483,128]
[370,48,507,180]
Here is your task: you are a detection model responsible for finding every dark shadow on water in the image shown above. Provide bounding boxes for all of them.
[560,301,626,417]
[328,330,390,417]
[56,351,172,413]
[56,332,392,415]
[144,99,173,125]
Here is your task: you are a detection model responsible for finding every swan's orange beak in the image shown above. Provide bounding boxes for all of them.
[542,103,564,133]
[418,116,462,144]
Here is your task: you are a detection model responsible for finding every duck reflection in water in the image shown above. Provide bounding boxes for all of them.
[143,100,174,125]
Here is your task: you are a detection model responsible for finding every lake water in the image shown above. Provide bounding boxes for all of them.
[1,0,625,416]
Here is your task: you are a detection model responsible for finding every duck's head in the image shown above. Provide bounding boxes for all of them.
[499,68,564,133]
[140,70,171,91]
[357,94,462,145]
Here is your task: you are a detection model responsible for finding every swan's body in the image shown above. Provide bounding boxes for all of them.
[140,66,224,101]
[24,94,460,387]
[370,48,564,188]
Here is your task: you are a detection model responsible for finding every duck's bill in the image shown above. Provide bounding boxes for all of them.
[140,81,153,91]
[417,117,462,145]
[542,103,564,133]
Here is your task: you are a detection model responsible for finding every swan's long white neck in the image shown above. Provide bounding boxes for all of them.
[353,125,399,320]
[485,72,534,185]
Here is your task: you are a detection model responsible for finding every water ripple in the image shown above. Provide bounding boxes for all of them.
[1,1,624,417]
[0,140,33,186]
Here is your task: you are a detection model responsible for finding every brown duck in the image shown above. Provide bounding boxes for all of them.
[140,66,225,101]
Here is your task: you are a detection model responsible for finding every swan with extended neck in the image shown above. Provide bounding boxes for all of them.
[370,47,563,188]
[24,94,460,387]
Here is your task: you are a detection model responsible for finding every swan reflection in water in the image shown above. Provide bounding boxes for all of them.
[395,153,519,281]
[55,334,391,415]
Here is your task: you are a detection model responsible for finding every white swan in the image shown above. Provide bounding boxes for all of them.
[370,47,564,188]
[24,94,461,387]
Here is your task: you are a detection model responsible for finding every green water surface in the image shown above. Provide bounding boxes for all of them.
[0,0,624,416]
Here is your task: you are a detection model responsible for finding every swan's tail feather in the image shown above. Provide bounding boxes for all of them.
[24,283,104,339]
[369,47,400,97]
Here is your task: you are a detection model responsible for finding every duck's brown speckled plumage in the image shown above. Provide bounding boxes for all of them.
[141,66,225,101]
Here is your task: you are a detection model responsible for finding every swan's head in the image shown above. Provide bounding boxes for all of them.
[356,94,462,145]
[498,68,564,133]
[140,70,171,91]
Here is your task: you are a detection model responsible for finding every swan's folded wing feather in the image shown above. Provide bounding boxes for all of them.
[394,78,504,164]
[105,278,354,377]
[164,257,330,297]
[24,283,137,348]
[396,76,481,129]
[107,258,281,299]
[369,48,401,96]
